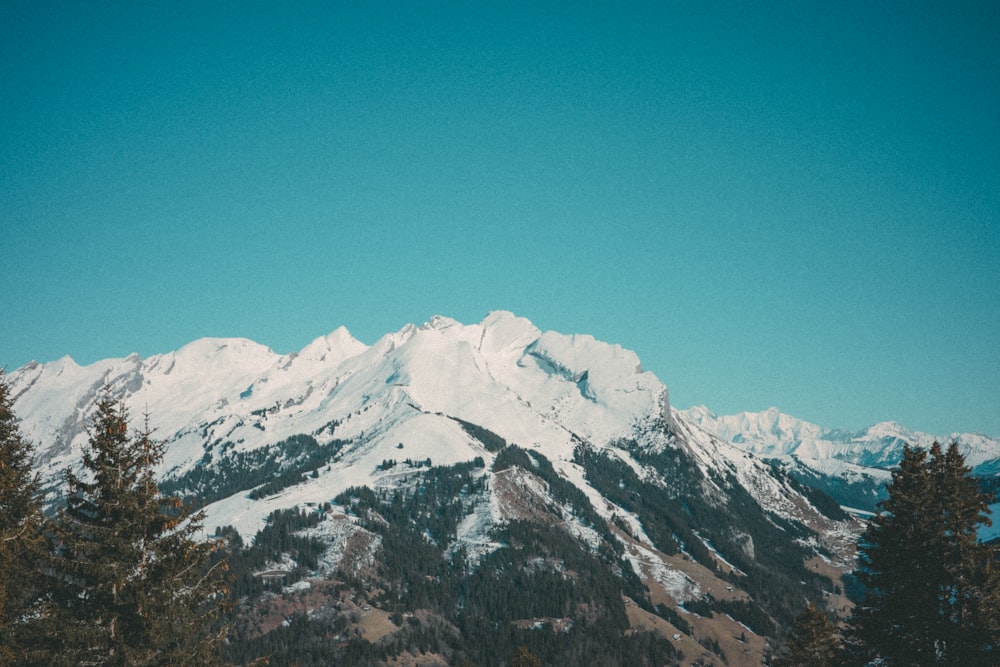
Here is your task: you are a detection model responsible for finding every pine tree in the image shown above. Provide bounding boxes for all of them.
[849,443,999,665]
[773,603,841,667]
[929,441,1000,663]
[35,388,231,666]
[0,369,47,666]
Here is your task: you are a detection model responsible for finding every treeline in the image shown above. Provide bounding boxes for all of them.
[577,442,835,637]
[223,450,679,666]
[493,445,620,552]
[450,416,508,452]
[159,433,348,506]
[221,507,328,597]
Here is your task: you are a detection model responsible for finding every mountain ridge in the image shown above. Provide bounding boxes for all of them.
[10,312,998,528]
[6,311,991,665]
[9,312,669,533]
[680,404,1000,472]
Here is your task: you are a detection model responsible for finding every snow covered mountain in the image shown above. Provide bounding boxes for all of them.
[680,405,1000,512]
[11,312,668,533]
[680,405,1000,471]
[6,312,875,665]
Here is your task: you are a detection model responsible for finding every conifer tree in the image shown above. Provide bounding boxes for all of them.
[0,370,47,666]
[849,443,999,665]
[928,441,1000,663]
[37,388,230,667]
[773,602,841,667]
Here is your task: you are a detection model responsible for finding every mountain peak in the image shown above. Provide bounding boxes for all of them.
[296,327,367,364]
[865,421,912,437]
[175,336,275,361]
[52,354,80,370]
[423,315,461,331]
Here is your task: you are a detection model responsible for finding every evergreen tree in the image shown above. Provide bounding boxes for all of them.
[34,388,231,666]
[928,441,1000,662]
[773,603,841,667]
[0,370,47,666]
[849,443,999,665]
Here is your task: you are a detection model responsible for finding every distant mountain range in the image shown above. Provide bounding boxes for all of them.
[7,312,997,665]
[680,405,1000,517]
[681,405,999,473]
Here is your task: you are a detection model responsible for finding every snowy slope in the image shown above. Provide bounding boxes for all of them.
[10,312,679,537]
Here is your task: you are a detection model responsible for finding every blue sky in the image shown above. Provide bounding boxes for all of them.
[2,2,998,436]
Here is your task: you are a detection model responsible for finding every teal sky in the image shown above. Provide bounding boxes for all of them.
[2,2,998,436]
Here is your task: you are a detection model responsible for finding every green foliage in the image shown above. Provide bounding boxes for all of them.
[0,370,47,667]
[495,445,623,555]
[451,416,508,452]
[779,462,887,513]
[770,463,850,521]
[160,433,347,506]
[849,443,1000,665]
[773,603,842,667]
[575,445,690,557]
[225,611,359,667]
[577,443,833,638]
[655,603,693,635]
[338,458,487,548]
[461,518,636,631]
[697,634,724,658]
[493,446,651,604]
[228,454,676,666]
[239,508,325,574]
[681,595,714,618]
[712,598,776,637]
[978,476,1000,504]
[30,388,230,666]
[335,461,488,611]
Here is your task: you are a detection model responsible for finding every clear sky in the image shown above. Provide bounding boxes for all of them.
[2,2,998,437]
